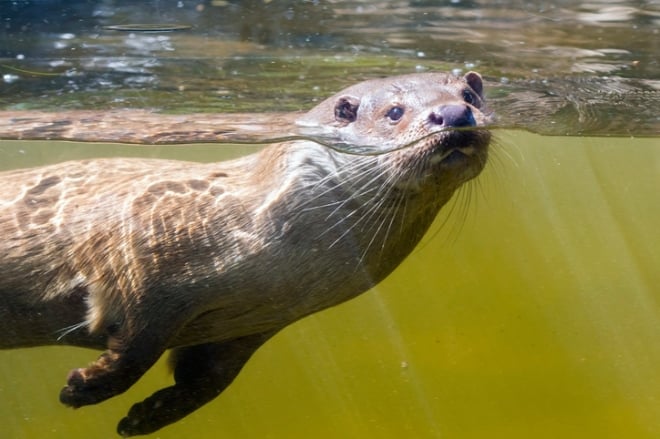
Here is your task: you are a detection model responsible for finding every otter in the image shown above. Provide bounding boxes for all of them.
[0,71,490,436]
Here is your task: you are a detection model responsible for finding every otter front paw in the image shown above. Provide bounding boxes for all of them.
[59,349,138,408]
[59,367,121,407]
[60,368,100,407]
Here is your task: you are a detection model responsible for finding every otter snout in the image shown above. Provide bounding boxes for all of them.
[428,104,476,128]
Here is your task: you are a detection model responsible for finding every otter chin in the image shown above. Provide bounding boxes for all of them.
[0,71,490,436]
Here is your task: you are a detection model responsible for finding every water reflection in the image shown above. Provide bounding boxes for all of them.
[0,0,658,136]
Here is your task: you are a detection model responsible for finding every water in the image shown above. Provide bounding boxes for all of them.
[1,1,658,135]
[1,1,659,438]
[1,133,658,439]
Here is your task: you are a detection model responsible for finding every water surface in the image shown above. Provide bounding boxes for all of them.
[1,0,658,135]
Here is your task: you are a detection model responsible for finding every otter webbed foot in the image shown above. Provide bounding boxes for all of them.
[117,332,275,437]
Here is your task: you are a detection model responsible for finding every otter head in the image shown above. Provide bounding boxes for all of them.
[296,71,491,192]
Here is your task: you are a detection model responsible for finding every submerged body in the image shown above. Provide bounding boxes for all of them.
[0,71,490,436]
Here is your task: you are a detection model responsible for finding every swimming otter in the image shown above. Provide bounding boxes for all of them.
[0,71,491,436]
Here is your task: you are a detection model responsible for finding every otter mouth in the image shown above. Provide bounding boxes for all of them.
[428,129,487,166]
[433,146,475,165]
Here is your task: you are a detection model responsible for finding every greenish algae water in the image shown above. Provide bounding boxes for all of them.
[0,130,659,438]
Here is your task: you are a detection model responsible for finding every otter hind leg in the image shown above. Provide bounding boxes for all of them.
[117,331,276,437]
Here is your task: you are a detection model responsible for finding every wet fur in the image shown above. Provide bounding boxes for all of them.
[0,71,490,436]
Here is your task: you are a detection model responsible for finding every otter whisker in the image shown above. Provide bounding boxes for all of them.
[315,164,389,237]
[358,184,406,262]
[326,166,399,253]
[299,157,376,211]
[55,321,89,341]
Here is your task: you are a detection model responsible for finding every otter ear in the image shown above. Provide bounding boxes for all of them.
[334,95,360,124]
[463,71,484,98]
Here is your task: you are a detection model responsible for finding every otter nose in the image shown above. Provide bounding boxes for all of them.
[429,104,476,128]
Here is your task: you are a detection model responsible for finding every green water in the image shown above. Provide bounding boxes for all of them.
[1,131,658,438]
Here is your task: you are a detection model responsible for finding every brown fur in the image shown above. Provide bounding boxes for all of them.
[0,71,490,436]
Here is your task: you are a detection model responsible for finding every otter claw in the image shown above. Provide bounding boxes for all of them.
[59,368,88,407]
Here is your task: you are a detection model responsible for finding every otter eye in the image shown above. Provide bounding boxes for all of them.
[386,106,405,121]
[462,89,479,107]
